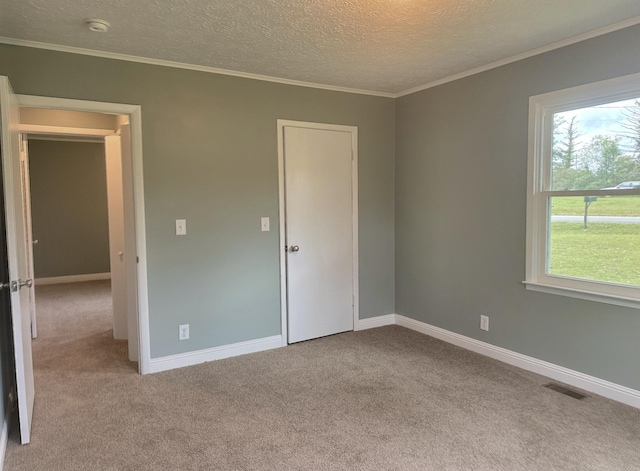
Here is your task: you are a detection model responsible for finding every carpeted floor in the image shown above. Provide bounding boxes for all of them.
[4,280,640,470]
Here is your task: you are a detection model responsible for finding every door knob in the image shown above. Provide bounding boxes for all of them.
[20,279,33,288]
[290,245,300,252]
[9,279,33,292]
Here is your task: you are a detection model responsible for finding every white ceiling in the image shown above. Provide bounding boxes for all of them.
[2,1,640,96]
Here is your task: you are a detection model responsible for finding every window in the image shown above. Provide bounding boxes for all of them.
[526,73,640,308]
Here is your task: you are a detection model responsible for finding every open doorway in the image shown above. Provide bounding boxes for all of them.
[18,107,141,370]
[2,87,150,444]
[24,132,136,373]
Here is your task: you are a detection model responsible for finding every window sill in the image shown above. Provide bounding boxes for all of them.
[523,281,640,310]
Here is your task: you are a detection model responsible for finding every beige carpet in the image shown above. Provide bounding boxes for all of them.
[4,280,640,470]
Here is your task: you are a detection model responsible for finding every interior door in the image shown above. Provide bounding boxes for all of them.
[19,135,37,338]
[0,75,35,444]
[283,124,355,343]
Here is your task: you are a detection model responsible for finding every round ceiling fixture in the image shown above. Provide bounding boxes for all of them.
[86,18,110,33]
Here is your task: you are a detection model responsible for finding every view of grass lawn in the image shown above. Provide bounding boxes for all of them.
[551,196,640,216]
[549,222,640,286]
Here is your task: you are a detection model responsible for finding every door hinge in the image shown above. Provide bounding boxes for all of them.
[136,256,139,263]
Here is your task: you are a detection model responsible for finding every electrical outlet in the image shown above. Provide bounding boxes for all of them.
[480,315,489,331]
[179,324,190,340]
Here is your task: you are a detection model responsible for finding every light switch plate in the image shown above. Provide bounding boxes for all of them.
[261,217,270,232]
[176,219,187,235]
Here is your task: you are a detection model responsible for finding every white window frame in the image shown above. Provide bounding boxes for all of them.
[525,72,640,309]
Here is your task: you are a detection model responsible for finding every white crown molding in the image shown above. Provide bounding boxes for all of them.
[2,15,640,100]
[0,37,395,99]
[396,15,640,98]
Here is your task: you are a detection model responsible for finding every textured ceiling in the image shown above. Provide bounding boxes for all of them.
[2,1,640,94]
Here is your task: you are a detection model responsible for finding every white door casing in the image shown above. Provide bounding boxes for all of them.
[278,120,359,344]
[1,76,35,444]
[17,94,150,374]
[19,135,37,338]
[120,123,140,362]
[105,135,128,340]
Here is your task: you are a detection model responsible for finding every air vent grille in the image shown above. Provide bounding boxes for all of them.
[544,383,587,400]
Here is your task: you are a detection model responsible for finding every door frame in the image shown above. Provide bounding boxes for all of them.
[16,94,151,374]
[276,119,359,345]
[19,135,37,338]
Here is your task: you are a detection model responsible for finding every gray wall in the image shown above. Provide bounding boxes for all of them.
[28,140,110,278]
[0,44,396,358]
[6,23,636,390]
[396,24,640,390]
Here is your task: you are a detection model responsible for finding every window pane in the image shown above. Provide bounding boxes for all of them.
[551,98,640,190]
[548,196,640,286]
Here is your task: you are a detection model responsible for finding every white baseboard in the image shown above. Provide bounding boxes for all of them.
[149,335,283,374]
[147,313,640,408]
[355,314,396,331]
[363,313,640,409]
[35,272,111,286]
[0,415,8,471]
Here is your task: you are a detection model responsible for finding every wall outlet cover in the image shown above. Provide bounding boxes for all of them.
[179,324,190,340]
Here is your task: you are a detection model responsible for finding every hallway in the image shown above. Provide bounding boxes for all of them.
[5,280,136,470]
[29,280,130,372]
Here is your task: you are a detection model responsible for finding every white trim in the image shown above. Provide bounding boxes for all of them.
[17,95,139,115]
[383,314,640,409]
[351,129,360,334]
[396,16,640,97]
[17,94,151,375]
[276,123,288,347]
[0,37,394,99]
[524,281,640,310]
[19,124,115,137]
[525,73,640,307]
[355,314,395,331]
[129,106,150,374]
[360,314,640,408]
[24,135,104,144]
[276,120,359,345]
[35,272,111,286]
[148,335,283,374]
[0,415,8,471]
